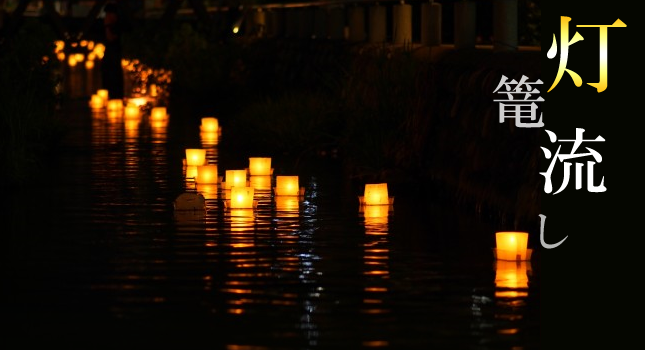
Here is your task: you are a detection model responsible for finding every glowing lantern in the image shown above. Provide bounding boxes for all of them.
[74,53,84,62]
[225,170,247,189]
[364,205,389,221]
[124,104,140,119]
[85,60,94,69]
[54,40,65,53]
[200,117,219,133]
[107,99,123,111]
[80,40,88,47]
[150,84,158,97]
[275,176,300,196]
[88,41,95,50]
[230,187,255,209]
[495,260,530,298]
[195,165,218,184]
[56,52,65,61]
[127,97,148,107]
[495,232,531,261]
[89,94,104,109]
[97,89,109,103]
[364,183,389,205]
[249,175,271,190]
[150,107,167,121]
[185,149,207,166]
[249,157,271,176]
[68,56,77,66]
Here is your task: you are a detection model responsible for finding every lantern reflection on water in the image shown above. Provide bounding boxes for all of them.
[494,260,531,298]
[249,175,272,191]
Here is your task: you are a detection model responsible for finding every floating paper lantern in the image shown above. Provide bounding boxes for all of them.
[68,56,77,66]
[74,53,84,62]
[249,157,271,176]
[107,99,123,111]
[495,232,531,261]
[230,187,255,209]
[54,40,65,53]
[225,170,247,189]
[150,84,158,97]
[275,176,300,196]
[89,94,104,109]
[201,117,219,133]
[495,260,530,298]
[185,149,207,166]
[56,52,65,61]
[195,165,218,184]
[97,89,108,103]
[150,106,167,122]
[124,104,140,119]
[364,183,389,205]
[85,60,94,69]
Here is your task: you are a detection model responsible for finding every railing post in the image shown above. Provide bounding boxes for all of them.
[493,0,518,51]
[454,0,476,49]
[368,3,386,44]
[348,5,366,43]
[421,0,442,46]
[393,2,412,45]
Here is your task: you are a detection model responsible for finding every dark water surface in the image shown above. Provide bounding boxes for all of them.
[2,69,539,349]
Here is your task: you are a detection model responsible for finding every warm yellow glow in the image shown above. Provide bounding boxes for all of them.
[71,42,78,47]
[185,165,198,180]
[124,119,139,138]
[225,170,247,189]
[127,97,148,107]
[230,187,255,209]
[150,119,167,130]
[233,26,240,34]
[200,131,219,146]
[363,205,389,226]
[495,260,530,298]
[495,232,529,261]
[249,175,271,190]
[89,94,104,109]
[68,56,77,66]
[57,52,65,61]
[275,196,299,212]
[249,157,271,176]
[275,176,299,196]
[185,149,207,166]
[97,89,109,102]
[124,104,140,119]
[74,53,84,62]
[85,60,94,69]
[80,40,88,47]
[364,183,389,205]
[107,99,123,111]
[150,84,158,97]
[196,165,219,184]
[200,117,219,133]
[87,52,96,61]
[150,107,167,121]
[87,41,95,50]
[196,183,218,200]
[93,43,105,59]
[121,58,129,67]
[54,40,65,53]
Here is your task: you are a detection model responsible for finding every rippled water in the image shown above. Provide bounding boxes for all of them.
[2,68,539,349]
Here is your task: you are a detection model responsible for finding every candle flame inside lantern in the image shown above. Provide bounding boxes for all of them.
[249,157,271,176]
[201,117,219,133]
[185,149,207,166]
[89,94,104,109]
[196,165,218,184]
[275,176,299,196]
[225,170,247,189]
[495,232,530,261]
[97,89,109,103]
[230,187,254,209]
[364,183,389,205]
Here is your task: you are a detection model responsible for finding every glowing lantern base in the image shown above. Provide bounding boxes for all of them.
[494,231,532,261]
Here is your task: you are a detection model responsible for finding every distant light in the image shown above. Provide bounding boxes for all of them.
[233,26,240,34]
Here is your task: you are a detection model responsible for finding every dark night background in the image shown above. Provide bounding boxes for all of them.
[542,0,641,349]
